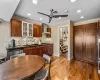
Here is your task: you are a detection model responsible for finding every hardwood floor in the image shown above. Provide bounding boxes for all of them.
[48,56,100,80]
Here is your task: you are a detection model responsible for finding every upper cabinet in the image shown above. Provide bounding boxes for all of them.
[98,20,100,39]
[22,22,33,37]
[11,19,22,37]
[33,24,42,37]
[46,28,51,38]
[11,18,52,38]
[0,0,20,22]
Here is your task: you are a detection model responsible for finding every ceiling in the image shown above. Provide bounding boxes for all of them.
[15,0,100,24]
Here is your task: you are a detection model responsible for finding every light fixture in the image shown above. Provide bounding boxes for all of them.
[77,10,81,13]
[59,17,62,19]
[80,16,84,19]
[40,18,43,20]
[65,10,68,13]
[28,13,31,16]
[71,0,76,2]
[32,0,38,5]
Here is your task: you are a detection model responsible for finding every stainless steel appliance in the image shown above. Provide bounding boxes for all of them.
[7,48,24,60]
[98,39,100,73]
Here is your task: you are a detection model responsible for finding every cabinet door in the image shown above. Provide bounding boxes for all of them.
[24,48,32,55]
[22,22,28,37]
[32,47,42,56]
[28,23,33,37]
[46,28,51,38]
[33,24,42,37]
[84,23,97,63]
[41,46,47,56]
[11,19,22,36]
[74,26,84,60]
[47,45,53,56]
[98,20,100,38]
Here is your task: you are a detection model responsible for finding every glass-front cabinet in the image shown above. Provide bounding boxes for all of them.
[22,21,33,37]
[28,24,33,37]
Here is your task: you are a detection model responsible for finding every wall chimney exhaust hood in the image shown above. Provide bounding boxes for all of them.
[0,0,20,22]
[42,23,50,34]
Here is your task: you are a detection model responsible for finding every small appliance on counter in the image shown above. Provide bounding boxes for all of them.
[8,39,16,48]
[38,40,41,45]
[11,39,16,47]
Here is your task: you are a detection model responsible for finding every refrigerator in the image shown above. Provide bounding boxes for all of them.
[98,39,100,74]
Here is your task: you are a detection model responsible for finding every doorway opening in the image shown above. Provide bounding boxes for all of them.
[59,26,68,58]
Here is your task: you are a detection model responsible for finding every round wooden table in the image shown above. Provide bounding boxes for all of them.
[0,55,45,80]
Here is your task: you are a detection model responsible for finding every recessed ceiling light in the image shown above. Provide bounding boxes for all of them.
[28,13,31,16]
[40,18,43,20]
[65,10,68,13]
[59,17,62,19]
[71,0,76,2]
[32,0,38,5]
[77,10,81,13]
[80,16,84,19]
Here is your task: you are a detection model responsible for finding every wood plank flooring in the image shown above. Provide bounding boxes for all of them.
[48,56,100,80]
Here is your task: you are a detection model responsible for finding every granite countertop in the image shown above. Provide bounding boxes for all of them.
[7,43,52,50]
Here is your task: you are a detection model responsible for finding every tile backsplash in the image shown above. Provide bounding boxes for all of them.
[9,36,52,46]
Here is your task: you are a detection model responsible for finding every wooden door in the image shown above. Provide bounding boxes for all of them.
[33,24,42,37]
[84,23,97,63]
[46,28,51,38]
[74,25,84,60]
[74,23,97,64]
[11,19,22,36]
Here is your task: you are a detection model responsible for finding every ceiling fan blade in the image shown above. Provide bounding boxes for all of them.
[37,12,50,17]
[53,15,68,18]
[49,17,52,23]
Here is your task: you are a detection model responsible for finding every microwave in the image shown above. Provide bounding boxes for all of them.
[98,61,100,74]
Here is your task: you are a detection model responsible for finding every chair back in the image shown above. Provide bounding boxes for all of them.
[43,54,51,63]
[10,53,26,59]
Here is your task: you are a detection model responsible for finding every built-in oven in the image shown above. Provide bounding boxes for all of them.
[98,39,100,73]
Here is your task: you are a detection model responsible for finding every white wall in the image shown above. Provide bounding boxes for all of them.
[0,22,10,57]
[51,26,60,57]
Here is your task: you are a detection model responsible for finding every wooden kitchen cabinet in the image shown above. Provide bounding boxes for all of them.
[24,47,32,55]
[33,24,42,37]
[98,20,100,38]
[46,27,51,38]
[24,44,53,56]
[41,44,53,56]
[11,19,22,37]
[74,23,97,64]
[31,47,42,56]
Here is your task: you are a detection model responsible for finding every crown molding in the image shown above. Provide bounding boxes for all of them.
[74,18,100,26]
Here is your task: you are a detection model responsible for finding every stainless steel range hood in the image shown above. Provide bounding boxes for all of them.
[0,0,20,22]
[42,23,50,34]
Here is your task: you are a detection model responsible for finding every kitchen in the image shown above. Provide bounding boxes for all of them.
[0,0,100,80]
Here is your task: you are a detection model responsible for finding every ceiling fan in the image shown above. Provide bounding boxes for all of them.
[37,9,68,23]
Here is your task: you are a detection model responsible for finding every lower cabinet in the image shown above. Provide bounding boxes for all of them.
[24,44,53,56]
[24,47,32,55]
